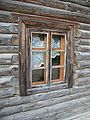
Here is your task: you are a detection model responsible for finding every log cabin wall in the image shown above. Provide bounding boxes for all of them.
[0,0,90,98]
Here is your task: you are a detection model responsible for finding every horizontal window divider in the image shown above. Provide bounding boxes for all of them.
[32,49,46,52]
[52,49,65,52]
[52,65,64,68]
[32,67,46,70]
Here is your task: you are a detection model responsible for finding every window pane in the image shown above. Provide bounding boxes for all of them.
[32,69,44,82]
[52,34,61,48]
[32,52,45,68]
[32,33,47,48]
[52,51,60,66]
[52,68,60,80]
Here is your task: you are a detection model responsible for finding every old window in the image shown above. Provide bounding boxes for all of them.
[30,32,66,85]
[19,17,75,96]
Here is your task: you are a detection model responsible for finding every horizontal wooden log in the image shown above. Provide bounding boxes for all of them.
[79,23,90,31]
[74,38,90,47]
[62,0,90,7]
[0,1,90,24]
[75,77,90,86]
[0,65,19,76]
[0,46,18,53]
[0,76,13,88]
[75,30,90,38]
[16,0,66,10]
[0,87,14,99]
[66,2,90,15]
[76,52,90,60]
[0,23,18,34]
[0,76,19,92]
[77,60,90,69]
[28,83,67,94]
[0,54,19,65]
[74,69,90,79]
[11,0,90,9]
[1,90,90,117]
[1,95,90,119]
[0,34,18,46]
[76,45,90,52]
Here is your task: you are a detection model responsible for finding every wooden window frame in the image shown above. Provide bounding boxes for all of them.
[18,16,77,96]
[31,32,48,85]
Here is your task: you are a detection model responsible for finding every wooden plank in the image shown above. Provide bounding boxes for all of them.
[16,0,66,10]
[76,45,90,52]
[66,2,90,15]
[0,34,18,46]
[0,46,18,53]
[76,52,90,61]
[0,1,90,24]
[65,28,74,88]
[0,87,14,99]
[0,65,19,76]
[75,30,90,39]
[0,54,19,65]
[74,69,90,79]
[60,36,65,81]
[62,0,90,7]
[0,23,18,34]
[19,18,27,96]
[0,76,19,89]
[79,23,90,31]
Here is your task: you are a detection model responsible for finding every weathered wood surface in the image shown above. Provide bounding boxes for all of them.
[79,23,90,31]
[75,38,90,46]
[0,34,18,46]
[17,0,66,10]
[0,65,19,76]
[62,0,90,7]
[0,23,18,34]
[1,90,90,117]
[0,84,90,108]
[76,52,90,60]
[77,60,90,69]
[0,87,14,99]
[4,0,90,14]
[1,86,90,119]
[76,45,90,52]
[19,19,27,96]
[75,30,90,39]
[0,76,19,91]
[74,69,90,79]
[0,1,90,24]
[0,46,18,53]
[75,77,90,86]
[66,2,90,14]
[0,54,19,65]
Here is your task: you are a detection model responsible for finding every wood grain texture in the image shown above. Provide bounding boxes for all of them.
[0,1,90,24]
[0,34,18,46]
[0,54,19,65]
[0,23,18,34]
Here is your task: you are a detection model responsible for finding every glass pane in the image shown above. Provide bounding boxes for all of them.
[32,33,47,48]
[52,34,61,48]
[52,51,60,66]
[52,68,60,80]
[32,69,44,82]
[32,52,45,68]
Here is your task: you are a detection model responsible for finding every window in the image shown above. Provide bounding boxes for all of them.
[30,32,66,85]
[19,17,75,95]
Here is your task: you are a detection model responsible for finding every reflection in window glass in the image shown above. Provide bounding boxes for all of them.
[32,33,47,48]
[52,34,61,48]
[52,68,60,80]
[32,69,44,82]
[32,52,45,68]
